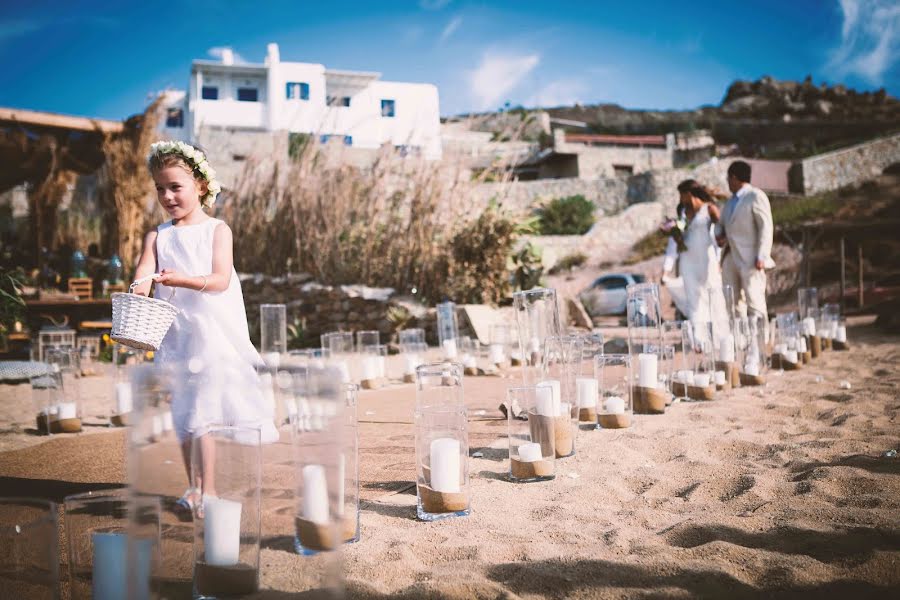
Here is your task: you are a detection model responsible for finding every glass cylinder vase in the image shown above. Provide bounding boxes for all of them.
[773,312,802,371]
[736,315,767,386]
[191,426,262,599]
[436,302,460,359]
[44,348,83,433]
[64,489,160,600]
[512,288,562,386]
[663,321,691,401]
[0,498,59,600]
[594,354,633,429]
[539,335,583,457]
[414,362,469,521]
[259,304,287,370]
[507,386,556,482]
[682,321,716,401]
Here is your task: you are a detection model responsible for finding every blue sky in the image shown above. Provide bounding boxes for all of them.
[1,0,897,119]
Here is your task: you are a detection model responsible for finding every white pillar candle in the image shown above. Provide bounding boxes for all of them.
[302,464,330,524]
[575,378,598,408]
[203,497,242,566]
[285,397,298,418]
[528,337,541,354]
[461,354,477,369]
[638,353,658,388]
[57,402,77,420]
[535,380,561,416]
[151,415,164,437]
[510,350,523,362]
[361,356,378,381]
[603,396,626,414]
[744,362,760,376]
[115,382,132,414]
[717,335,735,362]
[404,354,421,375]
[92,532,152,600]
[161,411,174,432]
[836,326,847,343]
[429,438,461,493]
[262,352,280,369]
[693,373,711,387]
[336,361,350,383]
[677,370,695,385]
[798,337,808,352]
[488,344,505,364]
[774,343,787,355]
[803,317,817,336]
[376,355,386,378]
[517,442,542,463]
[442,339,458,359]
[783,350,799,364]
[534,385,555,417]
[714,371,727,386]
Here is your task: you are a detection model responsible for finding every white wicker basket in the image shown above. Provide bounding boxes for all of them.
[111,274,179,351]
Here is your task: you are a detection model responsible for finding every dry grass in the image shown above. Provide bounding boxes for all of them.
[99,98,164,274]
[226,132,526,304]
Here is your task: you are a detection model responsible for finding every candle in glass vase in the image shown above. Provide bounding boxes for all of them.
[442,339,458,359]
[717,335,735,362]
[517,442,542,462]
[58,402,77,420]
[404,354,421,375]
[429,438,460,493]
[262,352,280,370]
[361,357,378,381]
[302,465,329,524]
[461,354,477,369]
[115,382,132,414]
[603,396,626,414]
[638,353,657,388]
[161,411,174,432]
[536,380,561,416]
[676,370,695,385]
[576,378,598,408]
[744,360,760,376]
[693,373,711,387]
[376,355,386,378]
[92,532,152,600]
[203,497,242,566]
[336,361,350,384]
[836,325,847,343]
[534,385,555,417]
[802,317,816,336]
[798,337,808,353]
[714,371,727,386]
[783,350,799,364]
[489,344,505,364]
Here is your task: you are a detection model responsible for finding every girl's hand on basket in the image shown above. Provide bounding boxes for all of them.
[153,269,189,288]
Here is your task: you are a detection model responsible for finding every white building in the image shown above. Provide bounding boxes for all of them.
[160,43,442,160]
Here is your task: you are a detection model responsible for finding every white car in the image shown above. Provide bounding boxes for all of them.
[579,273,647,316]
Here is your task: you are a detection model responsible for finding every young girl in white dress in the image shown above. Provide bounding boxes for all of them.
[133,141,278,510]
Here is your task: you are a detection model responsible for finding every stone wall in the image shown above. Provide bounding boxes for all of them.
[798,133,900,195]
[196,127,291,189]
[476,177,629,218]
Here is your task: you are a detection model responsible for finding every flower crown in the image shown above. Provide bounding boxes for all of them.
[148,140,222,207]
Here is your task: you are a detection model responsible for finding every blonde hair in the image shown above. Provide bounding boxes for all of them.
[148,152,212,208]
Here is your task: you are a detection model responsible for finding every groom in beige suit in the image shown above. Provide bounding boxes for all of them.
[716,161,775,320]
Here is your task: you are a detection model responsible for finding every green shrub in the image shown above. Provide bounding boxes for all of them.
[548,252,587,275]
[537,195,596,235]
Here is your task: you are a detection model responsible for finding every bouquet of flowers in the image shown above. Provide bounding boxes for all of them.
[660,216,687,252]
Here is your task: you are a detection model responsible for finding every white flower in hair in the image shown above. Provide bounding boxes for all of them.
[148,139,221,207]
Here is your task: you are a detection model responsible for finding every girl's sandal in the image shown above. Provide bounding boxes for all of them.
[175,488,203,518]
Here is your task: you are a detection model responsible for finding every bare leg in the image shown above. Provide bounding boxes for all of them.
[180,438,199,492]
[199,434,217,497]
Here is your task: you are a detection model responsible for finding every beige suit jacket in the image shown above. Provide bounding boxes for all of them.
[719,184,775,270]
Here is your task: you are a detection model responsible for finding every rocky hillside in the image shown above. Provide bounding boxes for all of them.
[459,77,900,159]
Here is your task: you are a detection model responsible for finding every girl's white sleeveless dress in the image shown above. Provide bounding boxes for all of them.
[154,217,278,443]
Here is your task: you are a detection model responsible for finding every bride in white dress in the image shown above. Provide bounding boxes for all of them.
[662,180,730,335]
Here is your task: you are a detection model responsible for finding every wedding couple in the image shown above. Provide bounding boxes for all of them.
[662,161,774,331]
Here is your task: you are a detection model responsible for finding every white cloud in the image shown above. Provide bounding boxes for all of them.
[468,52,540,111]
[527,78,587,108]
[420,0,451,10]
[829,0,900,84]
[440,16,463,43]
[207,46,246,64]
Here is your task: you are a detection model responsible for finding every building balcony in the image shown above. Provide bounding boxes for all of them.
[193,99,267,130]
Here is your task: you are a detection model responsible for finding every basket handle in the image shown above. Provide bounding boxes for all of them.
[129,273,177,301]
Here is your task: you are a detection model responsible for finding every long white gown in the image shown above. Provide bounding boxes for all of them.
[154,217,278,443]
[664,204,730,336]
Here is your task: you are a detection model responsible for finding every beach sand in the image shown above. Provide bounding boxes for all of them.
[0,317,898,598]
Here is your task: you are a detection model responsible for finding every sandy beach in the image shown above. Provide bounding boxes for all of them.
[1,317,898,598]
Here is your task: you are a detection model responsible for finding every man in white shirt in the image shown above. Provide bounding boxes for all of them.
[716,161,775,320]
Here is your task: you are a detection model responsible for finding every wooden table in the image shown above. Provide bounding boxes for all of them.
[24,298,112,331]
